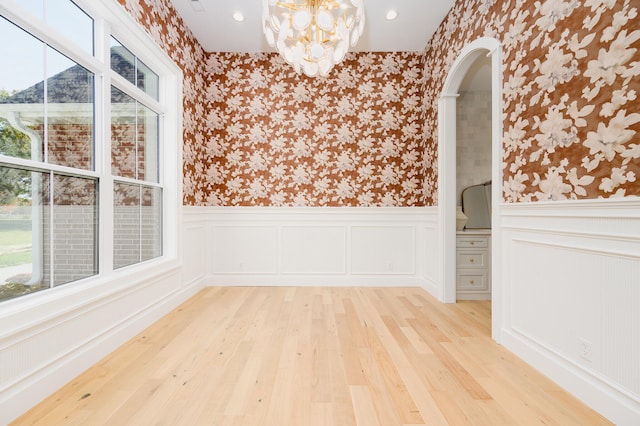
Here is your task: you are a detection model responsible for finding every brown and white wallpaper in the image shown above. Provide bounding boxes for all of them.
[423,0,640,202]
[119,0,639,205]
[115,0,210,205]
[116,0,429,206]
[203,52,428,206]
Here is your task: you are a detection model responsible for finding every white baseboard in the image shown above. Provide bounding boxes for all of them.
[498,199,640,425]
[456,292,491,300]
[206,274,430,288]
[502,328,640,425]
[420,276,441,299]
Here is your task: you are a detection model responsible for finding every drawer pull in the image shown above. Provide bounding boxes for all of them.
[470,241,475,245]
[470,280,475,284]
[469,258,474,263]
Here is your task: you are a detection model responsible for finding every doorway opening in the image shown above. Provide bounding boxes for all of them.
[437,37,503,341]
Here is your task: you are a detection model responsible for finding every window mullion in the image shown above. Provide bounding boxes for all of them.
[110,74,164,114]
[112,176,162,189]
[42,44,48,164]
[96,16,113,276]
[48,171,54,288]
[135,101,139,181]
[0,156,100,179]
[138,185,142,264]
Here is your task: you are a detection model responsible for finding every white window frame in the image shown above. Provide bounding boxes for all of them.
[0,0,182,306]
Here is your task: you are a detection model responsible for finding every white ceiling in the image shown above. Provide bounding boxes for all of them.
[170,0,457,53]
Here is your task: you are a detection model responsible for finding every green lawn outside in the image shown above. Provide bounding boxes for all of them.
[0,229,32,246]
[0,229,32,267]
[0,250,32,268]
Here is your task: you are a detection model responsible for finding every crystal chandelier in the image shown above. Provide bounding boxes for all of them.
[262,0,365,77]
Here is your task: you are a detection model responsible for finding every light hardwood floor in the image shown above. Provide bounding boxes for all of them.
[14,287,611,425]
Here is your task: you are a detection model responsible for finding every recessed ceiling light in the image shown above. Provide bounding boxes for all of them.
[233,11,245,22]
[385,9,398,20]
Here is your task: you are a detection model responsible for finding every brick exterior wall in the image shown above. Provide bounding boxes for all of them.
[42,205,97,286]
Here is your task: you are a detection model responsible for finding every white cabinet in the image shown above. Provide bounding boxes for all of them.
[456,230,491,300]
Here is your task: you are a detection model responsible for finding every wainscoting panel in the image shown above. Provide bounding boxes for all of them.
[351,226,415,274]
[281,226,346,274]
[182,223,206,286]
[499,199,640,425]
[187,207,437,288]
[212,226,278,274]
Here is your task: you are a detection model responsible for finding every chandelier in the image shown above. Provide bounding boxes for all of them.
[262,0,365,77]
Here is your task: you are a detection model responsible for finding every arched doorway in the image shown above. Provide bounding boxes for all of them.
[437,37,503,341]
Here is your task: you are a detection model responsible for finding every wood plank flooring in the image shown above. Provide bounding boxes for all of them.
[13,287,611,425]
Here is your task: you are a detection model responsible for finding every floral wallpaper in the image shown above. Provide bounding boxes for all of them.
[118,0,639,205]
[423,0,640,202]
[203,52,428,206]
[115,0,210,205]
[115,1,428,206]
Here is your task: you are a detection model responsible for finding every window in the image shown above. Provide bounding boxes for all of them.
[110,84,162,269]
[110,41,162,270]
[19,0,94,55]
[111,37,159,100]
[0,0,170,302]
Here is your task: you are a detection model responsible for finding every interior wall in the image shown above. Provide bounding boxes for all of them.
[427,1,640,423]
[114,0,211,206]
[184,207,438,291]
[115,0,436,208]
[500,199,640,425]
[115,0,640,205]
[424,0,640,202]
[199,51,431,207]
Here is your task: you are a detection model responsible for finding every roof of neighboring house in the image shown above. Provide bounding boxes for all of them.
[1,48,141,104]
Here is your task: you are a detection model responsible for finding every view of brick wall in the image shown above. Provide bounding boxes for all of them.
[40,175,97,287]
[113,205,141,269]
[47,123,94,170]
[111,122,149,181]
[113,184,162,269]
[139,187,162,261]
[26,122,93,170]
[29,118,153,285]
[46,206,97,286]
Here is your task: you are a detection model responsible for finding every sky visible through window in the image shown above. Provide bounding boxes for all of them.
[0,0,92,94]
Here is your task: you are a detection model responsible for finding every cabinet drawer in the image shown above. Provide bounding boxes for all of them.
[456,236,488,248]
[456,272,488,291]
[457,252,487,268]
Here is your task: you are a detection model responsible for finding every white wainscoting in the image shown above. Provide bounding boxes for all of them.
[498,198,640,425]
[281,226,346,274]
[183,207,438,290]
[0,258,201,425]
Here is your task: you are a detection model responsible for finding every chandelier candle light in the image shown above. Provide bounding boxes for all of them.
[262,0,365,77]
